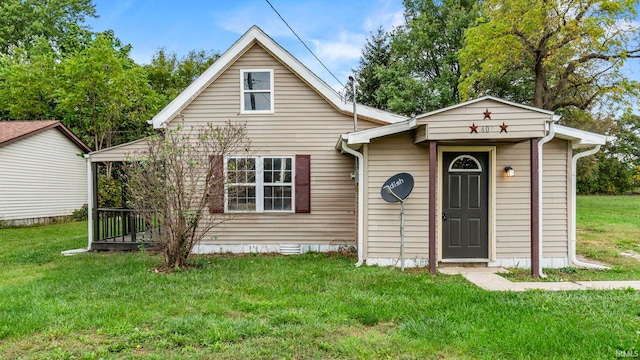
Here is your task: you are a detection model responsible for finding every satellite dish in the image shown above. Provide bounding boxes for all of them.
[381,173,414,203]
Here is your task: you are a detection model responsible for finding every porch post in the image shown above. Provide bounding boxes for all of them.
[92,162,99,246]
[429,141,437,275]
[530,138,540,277]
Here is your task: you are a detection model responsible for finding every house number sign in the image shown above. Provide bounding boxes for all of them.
[470,109,509,134]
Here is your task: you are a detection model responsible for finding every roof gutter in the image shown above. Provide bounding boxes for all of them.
[570,145,609,269]
[340,137,365,267]
[536,121,556,278]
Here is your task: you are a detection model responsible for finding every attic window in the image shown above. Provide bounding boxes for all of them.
[241,69,273,113]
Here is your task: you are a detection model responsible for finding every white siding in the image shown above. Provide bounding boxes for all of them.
[0,129,88,222]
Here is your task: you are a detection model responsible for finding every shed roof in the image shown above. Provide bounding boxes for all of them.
[0,120,91,152]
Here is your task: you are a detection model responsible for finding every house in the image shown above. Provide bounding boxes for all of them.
[86,26,608,274]
[0,121,91,225]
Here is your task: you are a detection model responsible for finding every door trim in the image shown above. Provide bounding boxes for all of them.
[438,146,496,262]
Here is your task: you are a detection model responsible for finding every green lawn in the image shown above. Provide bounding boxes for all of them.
[1,199,639,359]
[506,195,640,282]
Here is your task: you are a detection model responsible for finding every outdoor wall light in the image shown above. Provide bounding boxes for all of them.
[504,166,515,177]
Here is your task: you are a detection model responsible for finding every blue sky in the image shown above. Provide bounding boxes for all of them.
[87,0,405,92]
[87,0,640,97]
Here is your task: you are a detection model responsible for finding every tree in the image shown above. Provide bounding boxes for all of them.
[0,38,58,120]
[353,0,480,115]
[349,27,392,110]
[0,0,96,55]
[459,0,640,114]
[56,32,162,150]
[145,48,220,104]
[125,121,251,269]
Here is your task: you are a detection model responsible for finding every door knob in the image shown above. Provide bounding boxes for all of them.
[442,212,447,220]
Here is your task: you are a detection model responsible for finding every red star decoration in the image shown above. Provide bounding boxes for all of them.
[500,122,508,133]
[483,109,492,120]
[470,123,478,134]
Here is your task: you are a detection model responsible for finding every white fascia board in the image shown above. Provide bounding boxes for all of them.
[88,138,149,156]
[554,124,608,147]
[415,96,557,121]
[151,26,405,128]
[346,117,417,145]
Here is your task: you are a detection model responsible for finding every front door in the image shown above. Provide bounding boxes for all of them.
[442,152,489,259]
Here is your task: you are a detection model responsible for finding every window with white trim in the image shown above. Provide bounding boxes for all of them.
[226,156,293,212]
[241,69,273,113]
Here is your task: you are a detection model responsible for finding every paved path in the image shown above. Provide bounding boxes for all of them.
[439,267,640,291]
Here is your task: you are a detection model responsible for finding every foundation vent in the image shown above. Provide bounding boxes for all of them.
[279,244,302,255]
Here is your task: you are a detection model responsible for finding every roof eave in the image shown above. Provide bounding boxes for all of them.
[415,96,558,121]
[554,124,608,148]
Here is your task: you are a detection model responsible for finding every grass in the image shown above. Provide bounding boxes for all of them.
[0,198,639,359]
[505,195,640,282]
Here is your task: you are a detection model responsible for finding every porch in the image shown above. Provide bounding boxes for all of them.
[91,207,161,251]
[86,139,161,251]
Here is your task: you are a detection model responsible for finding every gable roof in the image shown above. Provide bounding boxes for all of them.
[338,96,607,148]
[0,120,91,152]
[414,95,561,122]
[151,25,407,129]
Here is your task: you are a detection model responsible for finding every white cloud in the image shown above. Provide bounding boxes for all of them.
[311,31,366,64]
[363,1,404,33]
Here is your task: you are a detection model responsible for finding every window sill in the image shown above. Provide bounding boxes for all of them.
[225,210,295,215]
[239,110,275,115]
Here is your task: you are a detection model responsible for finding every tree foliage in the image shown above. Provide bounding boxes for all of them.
[145,48,220,103]
[0,0,96,54]
[125,121,251,269]
[459,0,640,114]
[56,32,162,150]
[349,28,392,110]
[353,0,480,115]
[457,0,640,195]
[0,38,58,120]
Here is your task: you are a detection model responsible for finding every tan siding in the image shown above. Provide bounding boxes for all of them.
[495,141,531,258]
[418,100,549,141]
[365,132,429,259]
[163,44,379,245]
[542,139,569,258]
[494,138,570,260]
[0,130,87,221]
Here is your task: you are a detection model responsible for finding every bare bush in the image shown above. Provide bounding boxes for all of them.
[125,121,250,269]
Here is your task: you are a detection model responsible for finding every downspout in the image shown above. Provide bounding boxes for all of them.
[536,121,556,278]
[85,154,93,250]
[570,145,609,269]
[341,138,365,267]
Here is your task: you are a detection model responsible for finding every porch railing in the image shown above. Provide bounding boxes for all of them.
[95,208,161,243]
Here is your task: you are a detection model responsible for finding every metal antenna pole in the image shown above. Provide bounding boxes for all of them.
[400,199,405,271]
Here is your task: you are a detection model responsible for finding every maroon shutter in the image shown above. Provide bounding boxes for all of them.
[295,154,311,213]
[209,155,225,214]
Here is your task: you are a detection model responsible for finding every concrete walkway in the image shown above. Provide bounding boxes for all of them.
[439,267,640,291]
